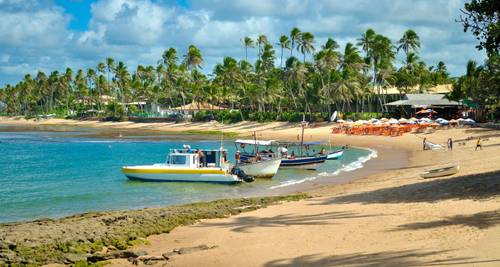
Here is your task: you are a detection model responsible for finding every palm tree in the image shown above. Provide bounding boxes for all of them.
[296,32,315,62]
[184,45,203,71]
[86,68,96,110]
[322,38,339,51]
[161,48,178,69]
[357,29,376,55]
[278,35,291,68]
[114,61,130,107]
[285,56,307,110]
[242,37,255,61]
[290,27,301,57]
[257,34,268,57]
[96,62,105,111]
[106,57,115,101]
[398,29,420,55]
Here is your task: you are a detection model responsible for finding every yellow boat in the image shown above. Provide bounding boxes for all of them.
[122,147,245,184]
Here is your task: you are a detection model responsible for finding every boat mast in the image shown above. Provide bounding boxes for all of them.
[253,131,259,159]
[300,122,305,158]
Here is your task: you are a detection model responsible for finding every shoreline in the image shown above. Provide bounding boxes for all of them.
[0,117,412,205]
[0,117,499,266]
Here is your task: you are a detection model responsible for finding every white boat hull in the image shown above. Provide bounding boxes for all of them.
[237,158,282,178]
[122,165,241,183]
[420,165,459,179]
[327,150,344,160]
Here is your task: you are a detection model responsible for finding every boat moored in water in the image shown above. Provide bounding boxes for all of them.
[122,147,252,184]
[235,139,329,170]
[326,150,344,160]
[236,158,282,178]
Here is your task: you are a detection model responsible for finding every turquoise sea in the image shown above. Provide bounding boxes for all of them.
[0,127,374,223]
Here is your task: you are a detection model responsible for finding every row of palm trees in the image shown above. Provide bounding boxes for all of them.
[0,28,452,119]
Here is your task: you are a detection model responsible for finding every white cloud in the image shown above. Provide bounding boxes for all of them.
[0,5,69,47]
[85,0,173,46]
[0,0,488,87]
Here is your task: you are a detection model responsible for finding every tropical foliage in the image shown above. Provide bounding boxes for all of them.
[0,28,452,121]
[449,0,500,120]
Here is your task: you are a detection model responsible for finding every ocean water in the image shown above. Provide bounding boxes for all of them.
[0,129,374,223]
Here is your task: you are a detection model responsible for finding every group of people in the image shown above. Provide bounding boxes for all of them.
[422,137,482,151]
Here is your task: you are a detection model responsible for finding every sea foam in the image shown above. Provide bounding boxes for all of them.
[269,149,378,190]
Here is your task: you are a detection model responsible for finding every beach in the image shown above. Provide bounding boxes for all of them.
[0,117,499,266]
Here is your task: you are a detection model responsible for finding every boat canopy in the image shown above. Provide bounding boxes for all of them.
[276,141,326,146]
[234,139,276,146]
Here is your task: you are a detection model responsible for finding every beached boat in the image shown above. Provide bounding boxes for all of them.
[326,150,344,160]
[420,165,459,179]
[122,147,251,184]
[237,158,282,178]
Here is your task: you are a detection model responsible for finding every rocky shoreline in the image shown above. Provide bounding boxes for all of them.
[0,194,307,266]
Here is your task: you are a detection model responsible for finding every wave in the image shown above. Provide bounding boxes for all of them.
[269,149,378,190]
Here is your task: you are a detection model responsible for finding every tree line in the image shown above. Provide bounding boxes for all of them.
[0,27,455,121]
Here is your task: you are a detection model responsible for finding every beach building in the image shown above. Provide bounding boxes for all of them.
[385,93,464,118]
[172,101,226,116]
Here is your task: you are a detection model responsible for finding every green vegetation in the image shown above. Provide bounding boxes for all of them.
[183,129,239,138]
[0,194,308,266]
[0,28,453,122]
[449,0,500,120]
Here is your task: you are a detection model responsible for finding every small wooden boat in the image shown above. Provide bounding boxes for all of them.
[236,158,282,178]
[420,165,459,179]
[122,147,252,184]
[326,150,344,160]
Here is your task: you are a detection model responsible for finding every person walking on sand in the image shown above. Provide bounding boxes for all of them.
[475,138,482,151]
[423,138,427,151]
[447,138,453,151]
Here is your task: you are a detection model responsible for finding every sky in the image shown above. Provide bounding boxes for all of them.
[0,0,487,87]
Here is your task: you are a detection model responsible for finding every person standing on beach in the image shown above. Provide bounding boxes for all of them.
[447,138,453,151]
[423,138,427,151]
[475,138,482,150]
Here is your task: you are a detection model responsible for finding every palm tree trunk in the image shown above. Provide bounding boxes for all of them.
[280,47,284,68]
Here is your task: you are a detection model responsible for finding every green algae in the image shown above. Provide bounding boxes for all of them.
[1,194,308,266]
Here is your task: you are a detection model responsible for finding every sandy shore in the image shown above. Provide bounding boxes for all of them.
[1,117,500,266]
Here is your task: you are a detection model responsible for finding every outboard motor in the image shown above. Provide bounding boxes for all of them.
[231,167,254,183]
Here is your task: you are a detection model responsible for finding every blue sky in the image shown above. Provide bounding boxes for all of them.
[0,0,487,87]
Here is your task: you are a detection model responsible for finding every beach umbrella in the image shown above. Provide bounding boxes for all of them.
[388,118,399,124]
[380,118,389,122]
[463,118,476,125]
[437,119,449,125]
[409,117,418,121]
[449,119,458,124]
[398,118,408,124]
